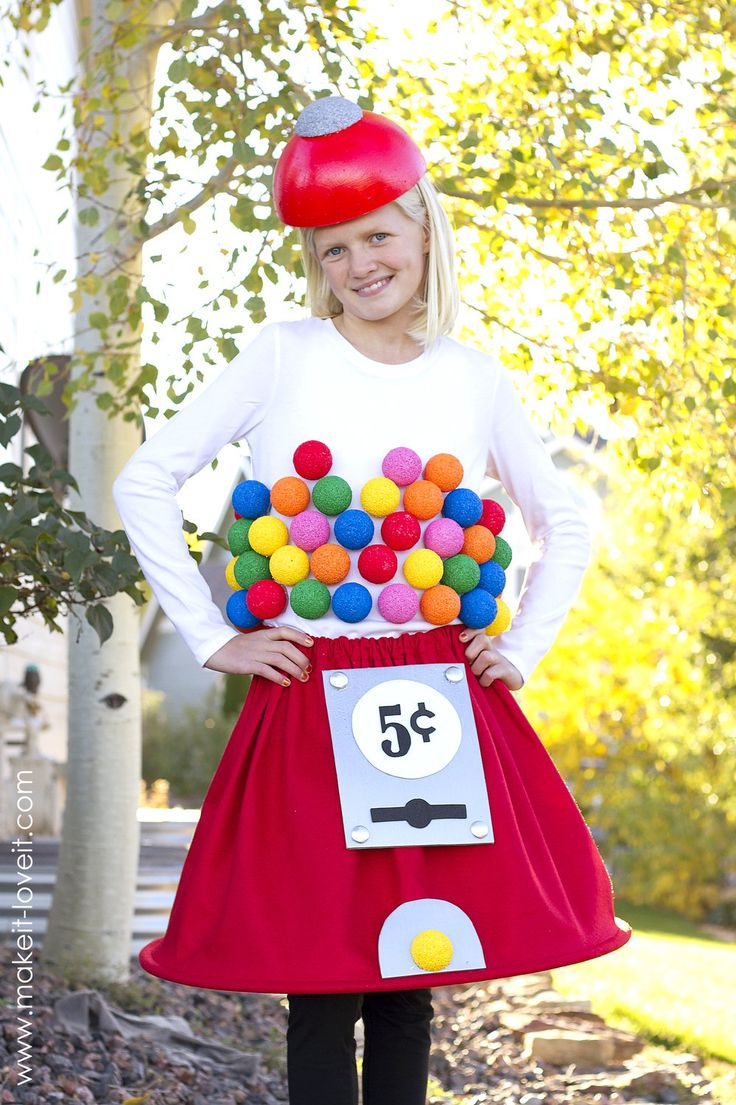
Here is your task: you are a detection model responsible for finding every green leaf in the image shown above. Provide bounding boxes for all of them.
[85,602,114,644]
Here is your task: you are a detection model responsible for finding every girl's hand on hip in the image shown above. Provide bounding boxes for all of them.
[203,626,314,686]
[459,628,523,690]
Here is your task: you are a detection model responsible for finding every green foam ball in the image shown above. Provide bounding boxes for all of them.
[233,549,271,588]
[290,578,331,619]
[227,518,253,556]
[441,553,481,595]
[312,475,352,516]
[492,535,513,570]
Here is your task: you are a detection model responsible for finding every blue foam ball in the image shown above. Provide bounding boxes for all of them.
[232,479,271,519]
[442,488,483,527]
[226,590,262,629]
[460,588,497,628]
[478,560,506,597]
[334,509,375,549]
[332,582,373,623]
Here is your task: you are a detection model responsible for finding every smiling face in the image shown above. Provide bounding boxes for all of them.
[312,202,429,332]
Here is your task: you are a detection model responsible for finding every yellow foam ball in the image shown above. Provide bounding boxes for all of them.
[403,548,443,589]
[270,544,310,586]
[410,929,454,972]
[485,596,512,636]
[249,515,289,556]
[225,557,242,590]
[360,476,401,517]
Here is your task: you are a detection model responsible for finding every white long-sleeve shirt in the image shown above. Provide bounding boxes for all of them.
[111,316,592,683]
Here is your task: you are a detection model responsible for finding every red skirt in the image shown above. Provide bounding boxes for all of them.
[138,624,631,993]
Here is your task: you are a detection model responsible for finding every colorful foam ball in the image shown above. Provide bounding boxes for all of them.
[293,439,332,480]
[290,509,331,552]
[462,524,496,563]
[442,488,483,527]
[403,479,444,521]
[269,544,310,586]
[403,548,444,589]
[233,550,271,588]
[492,535,513,569]
[424,517,464,558]
[246,578,287,619]
[361,476,401,517]
[358,544,398,584]
[334,509,375,549]
[420,585,461,626]
[332,582,372,623]
[226,590,261,629]
[485,597,512,636]
[441,553,481,595]
[271,476,310,516]
[290,578,331,619]
[248,515,289,557]
[225,557,242,590]
[424,453,463,492]
[478,559,506,597]
[312,474,352,515]
[381,511,421,551]
[233,511,242,520]
[378,583,419,623]
[460,588,498,629]
[481,498,506,535]
[227,518,252,556]
[310,543,351,585]
[232,479,271,519]
[410,929,453,972]
[382,446,423,486]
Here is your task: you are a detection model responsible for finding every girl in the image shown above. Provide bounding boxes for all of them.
[112,95,631,1105]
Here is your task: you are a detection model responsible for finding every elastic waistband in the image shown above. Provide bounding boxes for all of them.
[309,623,467,669]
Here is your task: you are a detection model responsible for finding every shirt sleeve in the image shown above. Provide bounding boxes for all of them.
[483,359,593,685]
[111,321,281,668]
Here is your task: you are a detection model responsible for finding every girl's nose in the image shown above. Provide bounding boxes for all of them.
[349,249,378,279]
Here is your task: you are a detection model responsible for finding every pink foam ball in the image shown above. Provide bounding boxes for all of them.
[378,583,420,623]
[382,446,423,487]
[424,517,465,558]
[290,509,331,552]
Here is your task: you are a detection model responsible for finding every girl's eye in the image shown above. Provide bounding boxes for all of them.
[325,246,343,258]
[373,233,388,242]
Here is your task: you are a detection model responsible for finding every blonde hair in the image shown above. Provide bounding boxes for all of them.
[298,173,459,348]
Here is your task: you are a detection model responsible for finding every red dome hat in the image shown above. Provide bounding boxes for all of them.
[273,95,427,228]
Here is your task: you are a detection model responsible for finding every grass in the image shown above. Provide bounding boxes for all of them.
[550,899,736,1103]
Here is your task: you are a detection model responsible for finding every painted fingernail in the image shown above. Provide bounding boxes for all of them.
[305,637,314,645]
[459,633,468,642]
[306,664,313,673]
[282,677,291,686]
[300,672,309,681]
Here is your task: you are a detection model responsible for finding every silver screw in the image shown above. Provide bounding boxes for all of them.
[329,672,349,689]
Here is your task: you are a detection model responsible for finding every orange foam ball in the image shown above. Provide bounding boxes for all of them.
[462,524,496,563]
[310,543,351,585]
[271,476,310,516]
[424,453,463,491]
[403,479,444,520]
[420,585,461,625]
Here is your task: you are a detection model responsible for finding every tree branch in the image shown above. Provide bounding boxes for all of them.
[140,152,273,243]
[439,177,736,212]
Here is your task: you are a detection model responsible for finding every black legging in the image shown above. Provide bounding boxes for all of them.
[286,989,434,1105]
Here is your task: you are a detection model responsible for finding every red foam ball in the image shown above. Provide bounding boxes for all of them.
[480,498,506,535]
[246,579,287,619]
[293,440,333,480]
[358,544,398,584]
[381,511,421,551]
[234,511,242,520]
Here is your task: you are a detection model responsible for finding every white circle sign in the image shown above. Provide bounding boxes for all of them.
[351,678,462,779]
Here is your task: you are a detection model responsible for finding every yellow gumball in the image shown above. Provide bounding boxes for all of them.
[270,544,310,586]
[360,476,401,517]
[225,557,242,590]
[403,548,443,589]
[249,515,289,556]
[485,596,512,636]
[410,929,454,972]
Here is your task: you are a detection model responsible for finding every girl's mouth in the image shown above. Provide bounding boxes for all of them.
[355,275,394,297]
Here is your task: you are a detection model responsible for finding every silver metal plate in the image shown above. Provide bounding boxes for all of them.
[322,662,494,850]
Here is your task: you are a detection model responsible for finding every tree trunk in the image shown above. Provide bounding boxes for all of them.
[42,0,173,982]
